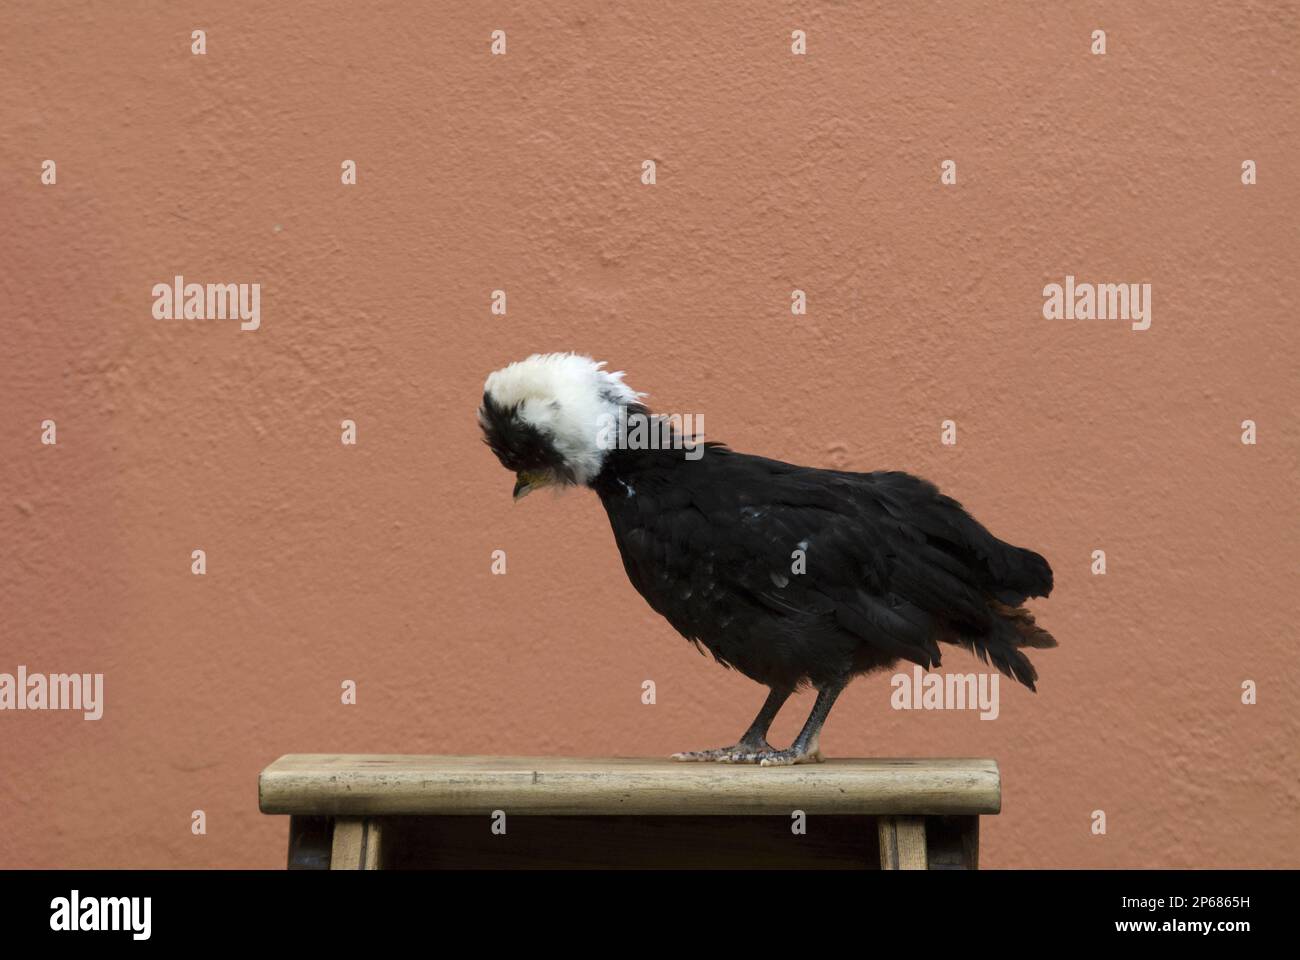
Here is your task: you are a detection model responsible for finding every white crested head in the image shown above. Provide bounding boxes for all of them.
[480,352,644,490]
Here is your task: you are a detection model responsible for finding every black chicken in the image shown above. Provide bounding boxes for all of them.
[479,353,1056,765]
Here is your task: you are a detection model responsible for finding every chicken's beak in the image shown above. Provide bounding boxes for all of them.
[513,470,550,501]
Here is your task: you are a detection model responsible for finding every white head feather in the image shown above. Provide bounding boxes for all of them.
[482,353,644,485]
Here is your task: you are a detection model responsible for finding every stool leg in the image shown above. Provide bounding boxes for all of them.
[330,817,384,870]
[878,815,928,869]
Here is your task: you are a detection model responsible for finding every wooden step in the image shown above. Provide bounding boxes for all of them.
[260,754,999,817]
[259,755,1000,869]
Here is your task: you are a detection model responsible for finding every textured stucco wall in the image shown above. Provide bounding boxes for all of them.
[1,1,1297,868]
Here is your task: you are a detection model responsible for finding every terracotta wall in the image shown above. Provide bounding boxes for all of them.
[1,1,1296,868]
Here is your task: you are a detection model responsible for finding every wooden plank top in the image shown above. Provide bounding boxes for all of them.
[259,755,1001,817]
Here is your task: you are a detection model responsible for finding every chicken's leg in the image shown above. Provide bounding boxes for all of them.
[671,686,791,762]
[755,678,847,766]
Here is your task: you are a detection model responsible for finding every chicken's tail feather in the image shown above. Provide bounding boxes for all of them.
[942,601,1057,692]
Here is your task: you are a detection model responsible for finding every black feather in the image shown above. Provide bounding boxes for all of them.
[590,444,1057,692]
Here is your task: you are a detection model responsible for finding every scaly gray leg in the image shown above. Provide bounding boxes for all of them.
[671,686,791,762]
[756,677,848,766]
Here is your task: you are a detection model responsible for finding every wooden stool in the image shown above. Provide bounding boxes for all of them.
[258,755,1000,870]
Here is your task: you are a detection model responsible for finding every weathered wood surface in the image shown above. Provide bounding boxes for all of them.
[330,817,384,870]
[878,815,928,870]
[259,755,1001,817]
